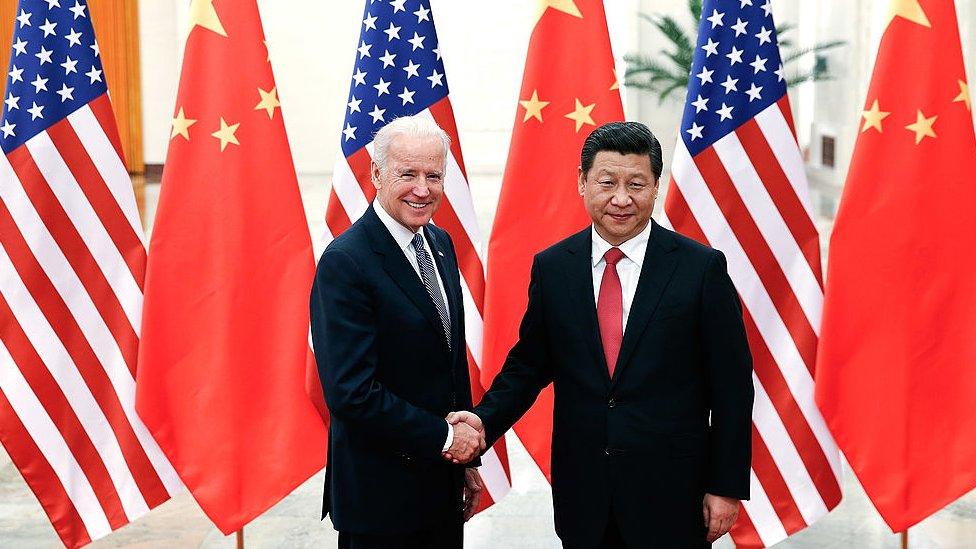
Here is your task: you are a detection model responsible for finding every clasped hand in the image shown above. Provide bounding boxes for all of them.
[442,411,485,464]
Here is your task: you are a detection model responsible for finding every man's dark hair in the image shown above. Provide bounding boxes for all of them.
[580,121,663,180]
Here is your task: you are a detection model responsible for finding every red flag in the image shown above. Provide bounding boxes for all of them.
[481,0,624,479]
[816,0,976,531]
[136,0,326,533]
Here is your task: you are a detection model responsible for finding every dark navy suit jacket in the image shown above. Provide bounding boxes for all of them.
[475,221,754,548]
[310,205,475,535]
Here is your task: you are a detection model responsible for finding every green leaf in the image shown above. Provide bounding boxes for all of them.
[624,54,684,78]
[689,0,703,21]
[657,81,688,104]
[651,14,694,53]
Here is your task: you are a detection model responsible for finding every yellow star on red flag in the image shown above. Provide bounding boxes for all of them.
[861,100,891,133]
[564,98,596,132]
[255,87,281,119]
[886,0,931,29]
[189,0,227,37]
[211,117,241,151]
[535,0,582,25]
[905,110,937,144]
[519,90,550,123]
[953,80,971,111]
[171,107,197,140]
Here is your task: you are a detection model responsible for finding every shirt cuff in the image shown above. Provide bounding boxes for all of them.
[442,420,454,452]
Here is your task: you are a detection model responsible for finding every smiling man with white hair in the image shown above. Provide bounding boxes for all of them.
[310,115,486,549]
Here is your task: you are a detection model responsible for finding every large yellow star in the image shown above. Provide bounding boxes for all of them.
[905,110,937,144]
[170,107,197,140]
[860,99,891,133]
[254,87,281,119]
[886,0,930,29]
[953,80,971,111]
[519,90,550,123]
[211,117,240,151]
[189,0,227,37]
[535,0,581,25]
[564,98,596,132]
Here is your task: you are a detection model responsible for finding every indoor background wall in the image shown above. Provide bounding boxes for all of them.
[138,1,641,174]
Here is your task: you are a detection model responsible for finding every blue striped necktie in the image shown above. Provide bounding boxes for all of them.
[412,233,451,349]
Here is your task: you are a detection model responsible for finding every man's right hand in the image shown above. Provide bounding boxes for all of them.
[446,411,484,436]
[443,419,485,464]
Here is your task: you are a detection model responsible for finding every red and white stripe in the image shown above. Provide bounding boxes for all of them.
[662,97,842,547]
[0,94,182,549]
[323,99,511,506]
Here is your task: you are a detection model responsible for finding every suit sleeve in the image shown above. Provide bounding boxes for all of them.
[440,231,481,468]
[310,248,447,460]
[700,250,754,500]
[475,257,554,447]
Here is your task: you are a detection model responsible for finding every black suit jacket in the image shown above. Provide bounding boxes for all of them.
[309,205,475,535]
[475,221,754,548]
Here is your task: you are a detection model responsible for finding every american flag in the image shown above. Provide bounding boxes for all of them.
[661,0,842,546]
[0,1,180,547]
[323,0,511,505]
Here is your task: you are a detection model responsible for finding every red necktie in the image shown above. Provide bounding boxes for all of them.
[597,247,625,377]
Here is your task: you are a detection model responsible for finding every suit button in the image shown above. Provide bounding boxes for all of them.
[605,448,611,456]
[608,398,616,408]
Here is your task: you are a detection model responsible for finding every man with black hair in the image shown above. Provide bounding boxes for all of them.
[447,122,754,548]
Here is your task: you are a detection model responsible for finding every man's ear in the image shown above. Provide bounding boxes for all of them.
[577,166,585,197]
[371,161,381,190]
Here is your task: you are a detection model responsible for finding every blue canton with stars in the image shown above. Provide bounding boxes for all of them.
[340,0,449,157]
[0,0,105,154]
[681,0,787,156]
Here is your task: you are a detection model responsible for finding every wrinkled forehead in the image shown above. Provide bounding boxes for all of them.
[386,135,448,166]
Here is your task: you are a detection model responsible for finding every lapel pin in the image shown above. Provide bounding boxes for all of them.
[437,251,444,257]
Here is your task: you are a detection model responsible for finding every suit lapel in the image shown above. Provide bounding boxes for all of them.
[611,220,679,387]
[363,207,448,349]
[564,229,612,387]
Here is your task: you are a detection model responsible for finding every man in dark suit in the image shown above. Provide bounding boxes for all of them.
[448,122,754,548]
[310,116,485,549]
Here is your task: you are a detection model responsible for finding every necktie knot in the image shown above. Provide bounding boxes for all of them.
[604,247,625,266]
[411,233,424,251]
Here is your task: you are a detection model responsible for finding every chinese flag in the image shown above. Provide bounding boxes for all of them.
[816,0,976,531]
[136,0,326,533]
[481,0,624,479]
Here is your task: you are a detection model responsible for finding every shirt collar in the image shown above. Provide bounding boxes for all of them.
[374,199,421,253]
[591,219,653,268]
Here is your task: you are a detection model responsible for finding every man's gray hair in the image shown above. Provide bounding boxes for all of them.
[372,115,451,171]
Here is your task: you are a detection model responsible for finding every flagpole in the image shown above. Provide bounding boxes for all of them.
[901,529,908,549]
[236,528,244,549]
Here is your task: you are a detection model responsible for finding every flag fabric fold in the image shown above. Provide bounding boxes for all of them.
[321,0,511,509]
[662,1,842,546]
[136,0,326,533]
[481,0,625,482]
[816,0,976,532]
[0,0,181,547]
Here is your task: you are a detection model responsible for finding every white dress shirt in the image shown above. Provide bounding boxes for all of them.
[591,220,653,331]
[373,201,455,452]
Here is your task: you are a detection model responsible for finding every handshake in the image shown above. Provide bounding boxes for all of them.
[442,411,485,464]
